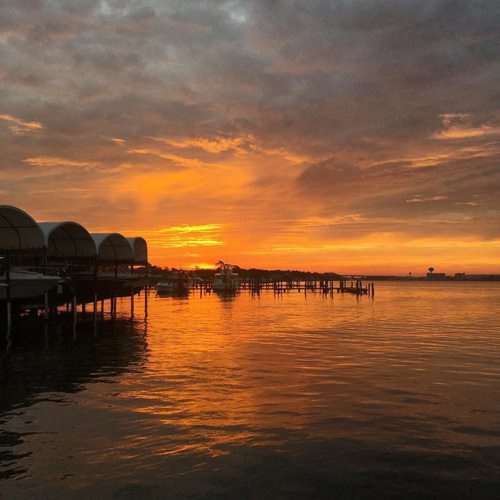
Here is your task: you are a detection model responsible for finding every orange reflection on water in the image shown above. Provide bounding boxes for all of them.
[2,282,500,498]
[102,284,500,460]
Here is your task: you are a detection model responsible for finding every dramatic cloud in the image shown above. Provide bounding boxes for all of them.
[1,0,499,272]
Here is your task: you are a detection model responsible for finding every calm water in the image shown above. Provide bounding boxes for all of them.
[1,282,500,499]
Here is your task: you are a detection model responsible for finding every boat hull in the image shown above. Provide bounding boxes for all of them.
[212,280,239,292]
[157,281,191,294]
[0,276,60,301]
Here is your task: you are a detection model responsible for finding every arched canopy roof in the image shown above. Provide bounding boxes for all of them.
[39,222,97,259]
[92,233,133,263]
[126,237,148,264]
[0,205,45,251]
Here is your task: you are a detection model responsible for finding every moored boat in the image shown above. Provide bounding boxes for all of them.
[0,268,60,301]
[157,271,192,294]
[213,261,239,292]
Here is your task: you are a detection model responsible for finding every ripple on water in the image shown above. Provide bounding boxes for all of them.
[1,282,500,498]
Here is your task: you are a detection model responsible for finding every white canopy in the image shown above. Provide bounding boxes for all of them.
[39,222,97,259]
[92,233,133,262]
[126,237,148,264]
[0,205,45,251]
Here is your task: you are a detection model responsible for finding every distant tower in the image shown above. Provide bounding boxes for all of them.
[428,267,434,275]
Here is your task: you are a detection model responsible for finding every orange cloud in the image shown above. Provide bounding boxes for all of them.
[126,147,205,169]
[0,113,43,134]
[432,113,500,140]
[158,224,223,234]
[22,156,98,168]
[406,195,447,203]
[151,135,246,153]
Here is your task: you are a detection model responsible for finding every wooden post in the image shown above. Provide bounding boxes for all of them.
[44,291,49,320]
[93,292,98,323]
[6,259,12,333]
[72,295,77,331]
[130,288,135,319]
[6,300,12,334]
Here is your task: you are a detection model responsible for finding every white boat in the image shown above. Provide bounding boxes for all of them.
[157,271,191,294]
[213,262,239,292]
[0,268,60,301]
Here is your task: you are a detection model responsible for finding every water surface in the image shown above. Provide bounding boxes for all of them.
[1,282,500,498]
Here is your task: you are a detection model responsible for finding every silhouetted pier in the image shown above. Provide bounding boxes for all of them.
[190,278,375,296]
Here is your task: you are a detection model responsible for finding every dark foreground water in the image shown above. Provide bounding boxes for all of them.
[1,282,500,499]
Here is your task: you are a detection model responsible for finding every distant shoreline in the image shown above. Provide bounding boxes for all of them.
[361,275,500,281]
[149,265,500,282]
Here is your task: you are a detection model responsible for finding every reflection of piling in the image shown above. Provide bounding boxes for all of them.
[6,301,12,334]
[4,256,12,334]
[72,296,77,331]
[93,292,98,323]
[44,291,49,319]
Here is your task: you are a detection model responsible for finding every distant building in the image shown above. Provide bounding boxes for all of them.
[426,272,447,280]
[454,273,466,280]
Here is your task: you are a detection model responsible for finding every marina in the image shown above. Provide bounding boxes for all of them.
[2,2,498,497]
[1,208,498,500]
[1,205,150,330]
[1,206,375,334]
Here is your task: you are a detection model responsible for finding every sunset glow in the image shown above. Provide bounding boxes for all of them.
[2,4,500,498]
[1,1,499,274]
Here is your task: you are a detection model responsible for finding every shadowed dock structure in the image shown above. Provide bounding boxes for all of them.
[1,205,150,332]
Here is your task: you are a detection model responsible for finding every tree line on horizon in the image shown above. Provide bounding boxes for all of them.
[148,264,342,281]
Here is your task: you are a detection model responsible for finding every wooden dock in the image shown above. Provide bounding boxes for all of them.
[192,279,375,296]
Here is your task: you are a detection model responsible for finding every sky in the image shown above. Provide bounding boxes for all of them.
[1,0,500,274]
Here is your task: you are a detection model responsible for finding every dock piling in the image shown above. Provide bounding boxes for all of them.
[44,291,49,320]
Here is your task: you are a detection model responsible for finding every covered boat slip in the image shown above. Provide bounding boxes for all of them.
[0,205,45,266]
[0,205,45,251]
[0,205,149,315]
[40,221,97,262]
[0,206,56,304]
[71,233,147,302]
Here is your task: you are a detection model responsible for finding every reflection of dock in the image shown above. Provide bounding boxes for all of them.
[0,316,148,478]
